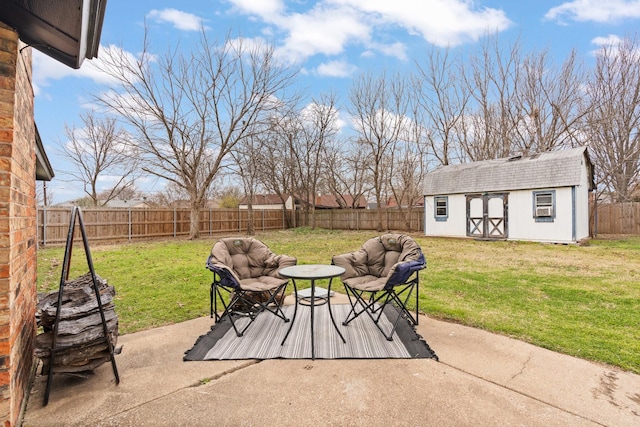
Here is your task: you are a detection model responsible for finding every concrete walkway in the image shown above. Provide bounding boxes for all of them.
[22,296,640,426]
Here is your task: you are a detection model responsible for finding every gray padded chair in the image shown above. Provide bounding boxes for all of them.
[207,237,296,337]
[332,234,426,341]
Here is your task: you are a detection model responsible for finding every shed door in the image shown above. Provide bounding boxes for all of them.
[466,193,508,239]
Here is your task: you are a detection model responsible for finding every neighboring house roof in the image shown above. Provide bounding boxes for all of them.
[315,194,367,209]
[0,0,107,69]
[239,194,285,206]
[386,195,424,208]
[423,146,594,196]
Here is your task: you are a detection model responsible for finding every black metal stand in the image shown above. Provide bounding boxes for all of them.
[43,207,120,406]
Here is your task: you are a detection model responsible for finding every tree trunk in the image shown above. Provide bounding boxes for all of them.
[247,204,255,235]
[189,205,200,239]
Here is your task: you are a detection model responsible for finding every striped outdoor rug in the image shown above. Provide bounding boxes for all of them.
[184,304,437,360]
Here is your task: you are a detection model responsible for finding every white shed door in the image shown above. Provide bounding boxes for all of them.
[466,193,508,239]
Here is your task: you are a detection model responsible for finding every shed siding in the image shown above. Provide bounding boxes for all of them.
[575,159,592,241]
[424,194,468,238]
[508,188,575,243]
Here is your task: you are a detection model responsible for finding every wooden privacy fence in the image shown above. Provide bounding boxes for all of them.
[296,208,424,231]
[37,207,291,246]
[594,202,640,235]
[37,207,425,246]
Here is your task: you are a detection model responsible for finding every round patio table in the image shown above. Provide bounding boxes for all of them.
[278,264,346,360]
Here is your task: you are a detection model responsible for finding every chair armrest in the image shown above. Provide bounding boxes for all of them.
[265,254,297,277]
[386,255,426,287]
[206,256,242,289]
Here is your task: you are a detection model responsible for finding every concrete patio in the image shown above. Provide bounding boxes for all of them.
[22,296,640,426]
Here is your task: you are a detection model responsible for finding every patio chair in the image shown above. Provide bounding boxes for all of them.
[332,234,426,341]
[207,237,297,337]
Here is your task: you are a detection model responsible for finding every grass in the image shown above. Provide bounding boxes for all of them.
[36,229,640,374]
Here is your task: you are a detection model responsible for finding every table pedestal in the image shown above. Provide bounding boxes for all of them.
[279,265,346,360]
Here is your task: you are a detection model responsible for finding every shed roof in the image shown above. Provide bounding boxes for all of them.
[423,147,593,196]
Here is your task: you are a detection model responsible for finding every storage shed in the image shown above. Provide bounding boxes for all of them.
[423,147,594,244]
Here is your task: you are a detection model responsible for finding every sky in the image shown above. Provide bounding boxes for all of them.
[32,0,640,204]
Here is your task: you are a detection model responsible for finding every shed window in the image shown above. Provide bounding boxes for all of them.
[434,196,448,221]
[533,191,555,222]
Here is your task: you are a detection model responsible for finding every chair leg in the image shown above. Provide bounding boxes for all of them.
[254,283,290,323]
[212,283,247,337]
[210,282,214,318]
[342,281,418,341]
[378,282,418,340]
[342,285,372,326]
[211,278,293,338]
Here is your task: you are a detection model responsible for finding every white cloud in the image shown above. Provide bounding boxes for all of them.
[545,0,640,24]
[225,0,511,65]
[225,0,284,20]
[368,42,408,61]
[225,36,271,56]
[316,60,358,77]
[328,0,511,47]
[33,45,141,93]
[590,34,640,59]
[147,8,207,31]
[591,34,624,47]
[276,5,371,63]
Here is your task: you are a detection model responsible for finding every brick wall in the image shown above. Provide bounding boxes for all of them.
[0,22,37,427]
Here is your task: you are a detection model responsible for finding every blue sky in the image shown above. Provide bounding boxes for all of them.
[33,0,640,204]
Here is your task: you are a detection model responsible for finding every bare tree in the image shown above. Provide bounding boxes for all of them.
[442,36,587,161]
[459,35,521,161]
[295,93,340,228]
[37,182,53,206]
[322,138,371,210]
[257,114,301,227]
[349,71,408,231]
[231,130,266,235]
[511,49,587,154]
[98,183,141,201]
[251,92,339,230]
[58,111,137,206]
[94,30,298,238]
[415,48,470,166]
[390,85,430,230]
[585,35,640,202]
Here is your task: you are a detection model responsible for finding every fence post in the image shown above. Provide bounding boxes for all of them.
[128,208,132,242]
[42,206,47,247]
[173,208,177,237]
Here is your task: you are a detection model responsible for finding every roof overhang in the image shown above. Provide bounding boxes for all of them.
[35,125,53,181]
[0,0,107,69]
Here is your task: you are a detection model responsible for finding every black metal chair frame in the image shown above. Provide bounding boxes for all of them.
[208,263,293,337]
[342,269,421,341]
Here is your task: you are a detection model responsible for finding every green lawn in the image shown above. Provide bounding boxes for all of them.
[36,229,640,374]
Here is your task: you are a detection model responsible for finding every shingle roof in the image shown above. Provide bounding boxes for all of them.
[239,194,284,205]
[423,147,592,196]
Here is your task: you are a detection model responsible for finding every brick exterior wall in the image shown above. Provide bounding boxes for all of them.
[0,22,38,427]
